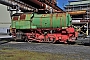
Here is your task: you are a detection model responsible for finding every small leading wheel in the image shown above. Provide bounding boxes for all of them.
[52,38,56,44]
[48,37,56,43]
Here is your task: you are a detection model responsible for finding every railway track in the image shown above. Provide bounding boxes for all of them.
[0,34,90,46]
[0,41,90,60]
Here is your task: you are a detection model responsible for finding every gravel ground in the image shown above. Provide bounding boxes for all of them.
[0,42,90,60]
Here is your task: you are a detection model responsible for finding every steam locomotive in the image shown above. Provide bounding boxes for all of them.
[9,12,78,43]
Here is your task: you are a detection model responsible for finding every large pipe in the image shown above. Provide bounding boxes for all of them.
[37,0,64,12]
[21,0,63,12]
[68,10,86,15]
[20,0,46,9]
[44,0,63,11]
[0,0,34,11]
[72,20,90,23]
[29,0,46,9]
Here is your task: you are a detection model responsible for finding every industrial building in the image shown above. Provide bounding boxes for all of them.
[64,0,90,36]
[0,4,11,33]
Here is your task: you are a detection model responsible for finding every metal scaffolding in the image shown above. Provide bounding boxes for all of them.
[65,0,90,36]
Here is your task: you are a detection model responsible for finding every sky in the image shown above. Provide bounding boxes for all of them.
[57,0,68,10]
